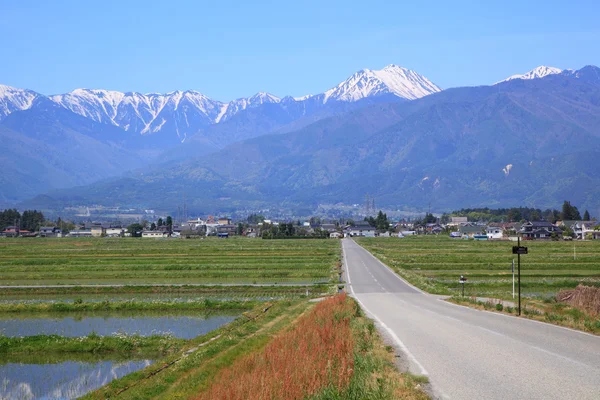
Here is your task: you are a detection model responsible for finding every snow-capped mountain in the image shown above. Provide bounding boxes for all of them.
[497,66,563,84]
[0,64,441,143]
[323,64,441,102]
[0,84,39,120]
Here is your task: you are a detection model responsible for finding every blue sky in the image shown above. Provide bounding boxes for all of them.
[2,0,599,101]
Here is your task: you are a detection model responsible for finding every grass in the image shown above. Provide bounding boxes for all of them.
[0,332,186,356]
[82,300,311,399]
[0,299,258,313]
[356,236,600,299]
[194,294,429,400]
[448,295,600,335]
[0,237,340,286]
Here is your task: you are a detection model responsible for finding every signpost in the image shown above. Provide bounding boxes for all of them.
[459,275,467,297]
[512,259,515,299]
[512,238,528,315]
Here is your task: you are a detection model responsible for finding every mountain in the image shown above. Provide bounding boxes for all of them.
[31,66,600,215]
[323,64,441,102]
[0,84,39,120]
[0,98,145,204]
[498,66,563,83]
[0,65,440,148]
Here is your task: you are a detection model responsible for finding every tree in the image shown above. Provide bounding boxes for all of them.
[247,214,265,224]
[236,223,244,236]
[374,210,390,231]
[0,209,21,230]
[530,210,541,221]
[127,223,144,237]
[507,209,522,222]
[157,218,164,227]
[150,222,157,230]
[21,210,45,231]
[584,210,591,221]
[166,216,173,231]
[561,201,581,221]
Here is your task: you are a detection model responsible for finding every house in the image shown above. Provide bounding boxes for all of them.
[485,226,504,240]
[105,227,124,237]
[90,225,105,237]
[142,231,167,238]
[520,221,562,240]
[321,224,337,233]
[68,229,93,237]
[458,225,483,238]
[572,221,598,240]
[1,226,32,237]
[345,223,376,237]
[448,216,468,227]
[426,223,444,235]
[330,232,342,239]
[217,224,237,235]
[218,217,232,225]
[39,226,62,238]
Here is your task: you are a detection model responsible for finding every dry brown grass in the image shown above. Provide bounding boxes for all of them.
[557,285,600,316]
[194,294,355,400]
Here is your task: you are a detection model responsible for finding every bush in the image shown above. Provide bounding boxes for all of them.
[495,303,503,311]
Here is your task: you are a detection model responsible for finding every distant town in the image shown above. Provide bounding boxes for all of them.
[2,201,599,241]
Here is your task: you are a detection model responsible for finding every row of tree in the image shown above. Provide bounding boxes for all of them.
[0,209,46,232]
[445,201,593,223]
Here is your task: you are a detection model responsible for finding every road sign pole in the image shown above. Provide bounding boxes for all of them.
[518,237,521,316]
[512,259,515,300]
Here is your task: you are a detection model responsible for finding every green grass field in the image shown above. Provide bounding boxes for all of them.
[356,236,600,299]
[0,237,340,287]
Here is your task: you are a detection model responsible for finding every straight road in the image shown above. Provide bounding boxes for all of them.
[343,239,600,400]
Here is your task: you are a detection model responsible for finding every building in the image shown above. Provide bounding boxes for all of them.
[520,221,562,240]
[142,231,167,238]
[1,226,31,237]
[321,224,337,233]
[68,230,93,237]
[485,226,504,240]
[330,232,342,239]
[39,227,62,238]
[218,217,232,225]
[458,225,483,238]
[345,225,376,237]
[448,216,468,227]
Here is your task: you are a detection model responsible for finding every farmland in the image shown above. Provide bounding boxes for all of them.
[0,237,340,287]
[356,236,600,299]
[0,237,344,399]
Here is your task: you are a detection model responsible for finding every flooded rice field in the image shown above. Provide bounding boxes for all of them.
[0,359,153,400]
[0,310,238,339]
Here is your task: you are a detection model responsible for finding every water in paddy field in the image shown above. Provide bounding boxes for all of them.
[0,359,153,399]
[0,311,238,339]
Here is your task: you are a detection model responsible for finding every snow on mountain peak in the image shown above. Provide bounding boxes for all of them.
[0,84,39,120]
[323,65,441,103]
[497,66,563,84]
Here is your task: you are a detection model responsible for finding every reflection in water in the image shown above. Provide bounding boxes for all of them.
[0,360,152,399]
[0,314,237,339]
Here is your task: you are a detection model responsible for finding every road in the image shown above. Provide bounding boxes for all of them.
[343,239,600,400]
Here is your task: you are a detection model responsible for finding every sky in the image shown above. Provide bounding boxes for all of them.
[2,0,600,101]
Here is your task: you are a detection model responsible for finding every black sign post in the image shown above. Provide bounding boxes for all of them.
[459,275,467,297]
[512,238,528,315]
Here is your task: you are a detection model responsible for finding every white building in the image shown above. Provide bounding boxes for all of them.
[142,231,167,238]
[486,226,504,240]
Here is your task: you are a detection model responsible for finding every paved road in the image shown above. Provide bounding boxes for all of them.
[343,239,600,400]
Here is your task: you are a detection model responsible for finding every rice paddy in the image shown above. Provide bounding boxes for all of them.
[0,237,341,399]
[0,237,340,286]
[356,236,600,299]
